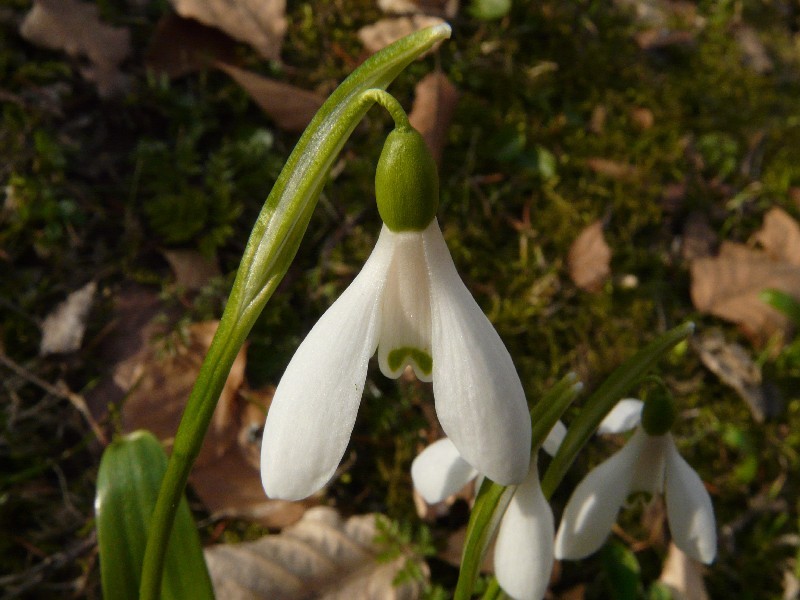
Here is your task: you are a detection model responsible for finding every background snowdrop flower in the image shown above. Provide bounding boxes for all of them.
[554,395,717,564]
[412,423,565,600]
[261,126,531,501]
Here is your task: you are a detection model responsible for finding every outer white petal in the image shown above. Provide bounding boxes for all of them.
[664,437,717,564]
[494,465,555,600]
[597,399,644,434]
[542,420,567,457]
[411,438,478,504]
[424,220,531,485]
[554,432,647,560]
[260,230,395,501]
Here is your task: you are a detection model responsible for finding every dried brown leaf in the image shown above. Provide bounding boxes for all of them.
[567,221,612,293]
[357,15,446,55]
[19,0,130,97]
[586,157,639,180]
[204,507,428,599]
[751,206,800,266]
[162,248,222,290]
[216,62,324,132]
[39,281,96,356]
[146,14,238,79]
[408,72,459,165]
[169,0,286,60]
[658,542,709,600]
[690,240,800,345]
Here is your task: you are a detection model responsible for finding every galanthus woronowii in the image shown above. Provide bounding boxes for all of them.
[554,393,717,564]
[261,121,532,501]
[411,423,565,600]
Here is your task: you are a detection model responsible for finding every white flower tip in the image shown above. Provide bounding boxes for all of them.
[432,22,452,38]
[411,438,478,504]
[598,398,644,434]
[542,420,567,457]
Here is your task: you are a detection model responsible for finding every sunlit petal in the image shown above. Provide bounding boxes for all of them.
[411,438,478,504]
[424,220,531,485]
[597,399,644,434]
[542,420,567,457]
[377,228,434,382]
[494,465,555,600]
[664,437,717,564]
[260,230,395,501]
[554,431,646,559]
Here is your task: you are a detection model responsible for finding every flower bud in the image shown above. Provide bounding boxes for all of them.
[375,127,439,232]
[641,386,677,436]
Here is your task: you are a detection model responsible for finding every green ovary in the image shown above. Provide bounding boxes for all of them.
[388,346,433,375]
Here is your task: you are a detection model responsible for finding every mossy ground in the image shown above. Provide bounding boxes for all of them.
[2,0,800,597]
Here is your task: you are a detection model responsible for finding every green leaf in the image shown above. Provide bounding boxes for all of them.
[601,540,641,600]
[470,0,512,20]
[96,431,212,600]
[761,288,800,325]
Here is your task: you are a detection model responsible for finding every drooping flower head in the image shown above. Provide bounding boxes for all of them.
[261,124,532,500]
[554,393,717,564]
[411,423,566,600]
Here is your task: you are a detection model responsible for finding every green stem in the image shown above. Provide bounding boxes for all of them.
[139,24,451,600]
[362,88,411,129]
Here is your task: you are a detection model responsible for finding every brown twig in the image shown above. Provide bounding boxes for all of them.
[0,351,108,446]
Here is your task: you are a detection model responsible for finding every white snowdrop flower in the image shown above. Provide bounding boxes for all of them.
[261,127,531,501]
[411,423,565,600]
[554,396,717,564]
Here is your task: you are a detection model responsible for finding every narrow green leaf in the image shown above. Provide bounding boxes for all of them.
[761,288,800,325]
[541,322,695,498]
[96,431,212,600]
[140,25,452,600]
[601,540,642,600]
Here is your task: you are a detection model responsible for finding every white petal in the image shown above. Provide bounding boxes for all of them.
[260,230,394,501]
[597,399,644,434]
[411,438,478,504]
[664,437,717,564]
[494,465,555,600]
[542,420,567,457]
[424,220,531,485]
[377,229,433,382]
[554,432,646,560]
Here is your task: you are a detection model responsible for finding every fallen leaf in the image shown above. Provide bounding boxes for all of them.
[408,72,459,164]
[751,206,800,266]
[693,330,782,422]
[589,104,607,134]
[19,0,131,97]
[690,240,800,346]
[567,220,612,293]
[378,0,459,18]
[630,106,654,130]
[586,157,639,180]
[357,15,446,55]
[216,62,324,132]
[734,25,773,74]
[146,13,238,79]
[169,0,287,61]
[39,281,97,356]
[162,248,222,291]
[204,507,428,599]
[658,542,709,600]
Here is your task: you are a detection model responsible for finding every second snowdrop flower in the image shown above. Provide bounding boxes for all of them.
[261,121,532,501]
[554,393,717,564]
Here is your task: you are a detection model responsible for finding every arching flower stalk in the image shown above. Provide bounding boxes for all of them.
[261,105,531,501]
[554,395,717,564]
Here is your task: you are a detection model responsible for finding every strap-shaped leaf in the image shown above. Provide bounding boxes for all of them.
[96,431,212,600]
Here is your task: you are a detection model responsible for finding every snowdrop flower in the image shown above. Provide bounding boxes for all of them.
[554,395,716,564]
[261,126,531,501]
[411,423,566,600]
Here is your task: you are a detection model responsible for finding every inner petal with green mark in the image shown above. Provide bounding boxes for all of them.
[377,229,433,382]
